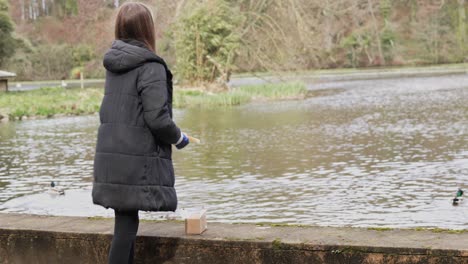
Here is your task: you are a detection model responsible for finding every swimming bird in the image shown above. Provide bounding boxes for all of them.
[48,181,65,196]
[452,189,463,206]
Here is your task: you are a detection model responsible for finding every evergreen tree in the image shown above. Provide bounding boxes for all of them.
[174,0,242,85]
[0,0,16,67]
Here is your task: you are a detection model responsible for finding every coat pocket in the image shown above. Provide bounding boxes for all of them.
[95,152,150,185]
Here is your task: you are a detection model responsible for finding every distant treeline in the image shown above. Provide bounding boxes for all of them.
[2,0,467,83]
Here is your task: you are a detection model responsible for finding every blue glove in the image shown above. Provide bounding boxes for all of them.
[175,133,190,149]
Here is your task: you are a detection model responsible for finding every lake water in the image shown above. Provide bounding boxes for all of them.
[1,74,467,229]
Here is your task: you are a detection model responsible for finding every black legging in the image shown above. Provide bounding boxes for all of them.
[109,210,139,264]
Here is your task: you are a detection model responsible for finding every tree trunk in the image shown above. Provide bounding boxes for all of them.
[323,0,333,52]
[20,0,25,20]
[458,0,466,57]
[288,0,307,46]
[28,0,32,20]
[367,0,385,65]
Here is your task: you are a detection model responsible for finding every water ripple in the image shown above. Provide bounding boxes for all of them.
[0,75,467,228]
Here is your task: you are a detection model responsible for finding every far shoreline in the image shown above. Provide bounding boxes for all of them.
[0,82,307,123]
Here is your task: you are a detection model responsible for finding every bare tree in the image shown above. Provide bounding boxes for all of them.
[457,0,466,58]
[366,0,385,64]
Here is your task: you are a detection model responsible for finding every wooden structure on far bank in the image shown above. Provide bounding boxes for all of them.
[0,71,16,92]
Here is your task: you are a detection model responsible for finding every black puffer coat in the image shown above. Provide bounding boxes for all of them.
[92,39,181,212]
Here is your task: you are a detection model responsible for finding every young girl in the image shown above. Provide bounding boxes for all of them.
[92,2,189,263]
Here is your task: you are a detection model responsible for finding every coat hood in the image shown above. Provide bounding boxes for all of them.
[103,39,165,73]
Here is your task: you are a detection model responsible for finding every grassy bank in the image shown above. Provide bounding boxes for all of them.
[0,82,306,121]
[0,87,102,121]
[174,82,306,108]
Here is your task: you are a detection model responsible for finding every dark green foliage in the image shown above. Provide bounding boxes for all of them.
[173,0,242,84]
[381,27,396,62]
[72,44,94,66]
[341,32,373,67]
[0,0,16,67]
[0,0,7,12]
[0,12,13,32]
[379,0,395,62]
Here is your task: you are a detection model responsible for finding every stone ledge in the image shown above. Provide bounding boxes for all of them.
[0,213,467,264]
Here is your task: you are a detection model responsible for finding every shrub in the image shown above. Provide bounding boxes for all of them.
[173,0,242,85]
[0,0,16,66]
[6,44,74,80]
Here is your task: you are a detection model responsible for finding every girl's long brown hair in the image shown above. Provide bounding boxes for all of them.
[115,2,156,52]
